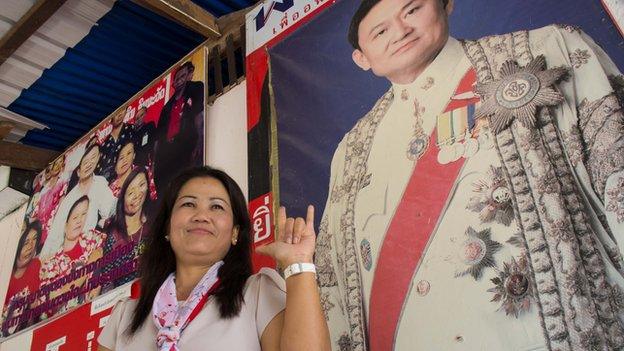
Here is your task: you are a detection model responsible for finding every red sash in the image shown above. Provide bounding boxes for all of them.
[168,279,221,351]
[369,69,477,350]
[184,279,221,328]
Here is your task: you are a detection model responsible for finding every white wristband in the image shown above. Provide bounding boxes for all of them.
[283,262,316,280]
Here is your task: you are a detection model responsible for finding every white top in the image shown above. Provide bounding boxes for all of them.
[98,268,286,351]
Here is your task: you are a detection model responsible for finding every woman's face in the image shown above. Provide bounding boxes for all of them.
[124,173,148,216]
[50,157,65,178]
[169,177,238,266]
[44,165,52,181]
[115,143,135,178]
[65,200,89,241]
[16,229,38,269]
[78,148,99,180]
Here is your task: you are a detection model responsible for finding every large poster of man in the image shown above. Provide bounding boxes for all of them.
[268,0,624,350]
[1,48,206,337]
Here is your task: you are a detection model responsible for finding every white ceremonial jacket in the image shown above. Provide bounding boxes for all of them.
[316,25,624,351]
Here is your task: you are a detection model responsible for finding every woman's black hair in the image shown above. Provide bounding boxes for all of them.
[13,221,43,273]
[128,166,252,334]
[109,168,151,242]
[68,144,100,189]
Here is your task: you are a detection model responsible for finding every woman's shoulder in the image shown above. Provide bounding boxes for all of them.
[241,268,286,336]
[28,257,42,272]
[97,297,141,349]
[93,175,111,187]
[107,297,139,328]
[113,297,138,314]
[242,268,286,308]
[244,268,285,292]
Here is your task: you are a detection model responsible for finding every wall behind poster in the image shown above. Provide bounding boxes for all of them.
[245,0,334,271]
[270,0,624,226]
[1,48,206,338]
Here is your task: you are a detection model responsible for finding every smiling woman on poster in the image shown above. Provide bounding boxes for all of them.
[1,221,44,336]
[97,166,330,351]
[101,168,154,292]
[42,144,116,260]
[109,140,137,197]
[40,196,106,314]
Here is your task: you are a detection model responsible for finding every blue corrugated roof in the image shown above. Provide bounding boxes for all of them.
[8,0,253,151]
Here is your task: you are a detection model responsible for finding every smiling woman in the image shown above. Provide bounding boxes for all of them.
[97,166,331,351]
[1,221,44,336]
[42,144,116,260]
[101,168,153,293]
[109,141,137,197]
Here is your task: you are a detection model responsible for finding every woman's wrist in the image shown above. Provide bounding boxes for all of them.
[283,262,316,280]
[279,254,314,269]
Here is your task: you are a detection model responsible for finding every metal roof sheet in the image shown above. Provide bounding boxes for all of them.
[0,0,254,151]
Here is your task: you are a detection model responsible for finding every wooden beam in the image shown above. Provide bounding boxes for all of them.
[0,121,15,140]
[216,7,248,35]
[0,141,60,171]
[0,0,68,66]
[133,0,221,39]
[225,34,237,84]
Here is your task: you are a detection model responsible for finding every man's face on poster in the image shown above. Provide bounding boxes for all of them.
[112,111,124,127]
[136,107,147,125]
[352,0,453,83]
[173,66,193,92]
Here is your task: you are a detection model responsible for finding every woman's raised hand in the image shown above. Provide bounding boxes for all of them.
[256,205,316,268]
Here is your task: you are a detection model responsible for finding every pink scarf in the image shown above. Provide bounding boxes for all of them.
[152,261,223,351]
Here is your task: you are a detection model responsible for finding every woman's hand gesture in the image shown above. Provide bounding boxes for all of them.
[256,205,316,268]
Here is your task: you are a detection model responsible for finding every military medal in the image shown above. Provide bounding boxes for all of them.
[437,103,477,163]
[406,99,429,161]
[455,226,502,280]
[437,145,453,164]
[360,239,373,271]
[451,143,465,162]
[474,55,568,134]
[466,166,515,226]
[407,136,428,161]
[487,255,534,317]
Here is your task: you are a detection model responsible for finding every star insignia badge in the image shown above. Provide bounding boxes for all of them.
[455,226,502,280]
[474,55,569,134]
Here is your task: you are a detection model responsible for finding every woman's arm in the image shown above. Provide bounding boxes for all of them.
[257,206,331,351]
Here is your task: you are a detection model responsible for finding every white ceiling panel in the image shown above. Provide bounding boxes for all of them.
[0,58,43,90]
[13,37,66,68]
[0,0,115,107]
[1,0,36,22]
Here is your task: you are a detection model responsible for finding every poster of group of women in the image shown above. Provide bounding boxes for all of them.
[1,49,206,337]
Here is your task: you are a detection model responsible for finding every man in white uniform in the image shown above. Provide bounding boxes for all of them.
[314,0,624,350]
